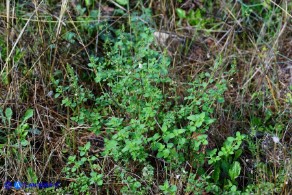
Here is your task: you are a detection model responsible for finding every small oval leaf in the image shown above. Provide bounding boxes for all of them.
[23,109,34,122]
[176,8,186,19]
[5,108,13,122]
[228,161,241,181]
[116,0,128,6]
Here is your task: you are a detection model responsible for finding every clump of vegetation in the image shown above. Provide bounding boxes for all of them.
[0,0,291,194]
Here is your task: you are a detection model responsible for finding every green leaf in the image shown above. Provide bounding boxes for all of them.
[212,165,220,182]
[0,144,5,149]
[148,133,160,142]
[21,139,29,146]
[217,97,225,103]
[221,160,229,173]
[189,126,197,132]
[80,157,87,163]
[195,113,206,127]
[84,142,91,151]
[205,118,215,125]
[27,167,38,183]
[163,132,175,142]
[80,151,86,157]
[97,180,103,186]
[234,149,242,160]
[157,151,163,158]
[162,123,167,132]
[187,10,197,25]
[71,167,77,172]
[159,181,170,191]
[170,184,177,192]
[187,113,205,127]
[187,115,196,121]
[228,161,241,181]
[116,0,129,6]
[226,136,235,143]
[5,107,12,123]
[176,129,186,135]
[195,9,202,19]
[163,149,170,158]
[85,0,92,7]
[105,140,118,151]
[202,139,208,145]
[63,32,76,44]
[230,185,237,192]
[90,156,97,161]
[176,8,186,19]
[23,109,34,122]
[68,155,76,162]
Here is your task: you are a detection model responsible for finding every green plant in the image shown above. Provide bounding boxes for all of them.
[0,107,35,192]
[118,169,146,194]
[73,3,110,40]
[53,9,233,194]
[63,142,103,194]
[0,107,12,145]
[185,173,220,194]
[94,19,226,168]
[159,180,177,195]
[208,132,246,191]
[1,1,290,193]
[0,107,34,148]
[54,64,93,111]
[176,8,208,29]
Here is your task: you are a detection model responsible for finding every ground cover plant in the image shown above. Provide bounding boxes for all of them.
[0,0,291,194]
